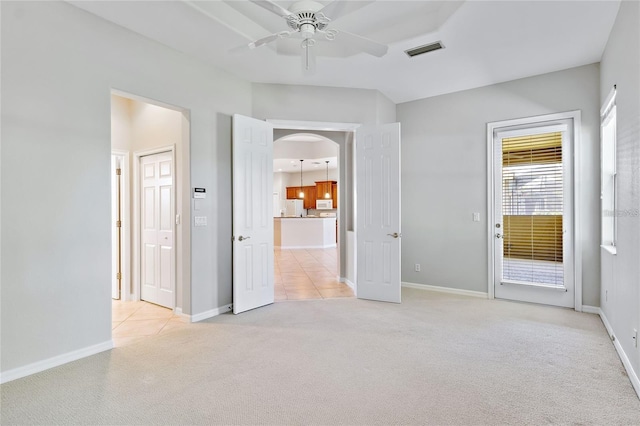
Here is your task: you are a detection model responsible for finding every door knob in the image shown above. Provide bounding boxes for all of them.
[387,232,401,239]
[238,235,251,241]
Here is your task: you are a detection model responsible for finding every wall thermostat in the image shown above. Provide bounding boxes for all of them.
[193,188,206,199]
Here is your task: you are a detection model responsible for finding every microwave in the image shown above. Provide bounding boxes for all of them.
[316,199,333,210]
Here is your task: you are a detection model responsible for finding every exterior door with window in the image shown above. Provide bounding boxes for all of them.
[493,123,574,307]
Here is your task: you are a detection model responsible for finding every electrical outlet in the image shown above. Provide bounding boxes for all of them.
[473,212,480,222]
[605,290,608,302]
[415,263,421,272]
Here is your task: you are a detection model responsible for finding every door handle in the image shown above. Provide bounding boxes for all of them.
[387,232,401,239]
[238,235,251,241]
[495,233,503,239]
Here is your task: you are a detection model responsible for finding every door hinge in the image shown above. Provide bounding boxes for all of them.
[116,168,122,176]
[116,220,122,228]
[116,272,122,280]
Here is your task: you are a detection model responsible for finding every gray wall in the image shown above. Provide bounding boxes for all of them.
[252,83,397,124]
[397,64,601,305]
[599,0,640,387]
[1,1,251,374]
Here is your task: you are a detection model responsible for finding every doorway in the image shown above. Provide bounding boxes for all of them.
[232,116,402,313]
[110,92,191,344]
[272,132,352,300]
[487,112,581,308]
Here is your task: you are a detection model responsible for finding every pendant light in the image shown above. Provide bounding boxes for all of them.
[324,160,331,198]
[299,159,304,198]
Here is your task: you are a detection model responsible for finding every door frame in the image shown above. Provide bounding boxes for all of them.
[268,119,360,290]
[133,145,177,307]
[486,111,583,311]
[111,150,131,300]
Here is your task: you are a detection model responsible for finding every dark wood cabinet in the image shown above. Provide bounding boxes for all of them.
[314,181,338,208]
[286,187,300,200]
[286,186,316,209]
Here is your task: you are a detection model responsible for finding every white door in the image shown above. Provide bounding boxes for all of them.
[140,151,175,308]
[356,123,401,303]
[493,123,574,307]
[232,114,274,314]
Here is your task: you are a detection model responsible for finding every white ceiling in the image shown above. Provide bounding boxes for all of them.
[69,0,620,104]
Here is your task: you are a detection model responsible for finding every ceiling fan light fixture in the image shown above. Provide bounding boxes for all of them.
[324,160,331,198]
[299,159,305,198]
[301,39,316,74]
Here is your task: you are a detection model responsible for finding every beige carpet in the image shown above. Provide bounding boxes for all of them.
[1,288,639,425]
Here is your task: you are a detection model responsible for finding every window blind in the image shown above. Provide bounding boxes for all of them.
[502,132,564,286]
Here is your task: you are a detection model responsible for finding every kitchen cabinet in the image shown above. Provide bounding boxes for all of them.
[286,186,316,210]
[315,181,338,208]
[286,187,300,200]
[332,183,338,208]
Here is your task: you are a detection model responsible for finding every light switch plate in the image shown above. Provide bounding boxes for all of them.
[194,216,207,227]
[473,212,480,222]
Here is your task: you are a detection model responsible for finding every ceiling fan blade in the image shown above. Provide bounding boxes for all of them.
[330,28,388,57]
[229,31,292,54]
[317,1,374,21]
[249,0,293,18]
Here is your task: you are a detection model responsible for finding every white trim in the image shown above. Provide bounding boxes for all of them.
[496,124,568,139]
[267,119,360,132]
[594,307,640,398]
[572,112,583,312]
[111,150,131,300]
[340,277,356,293]
[133,146,177,307]
[486,111,582,311]
[402,282,488,299]
[190,304,233,323]
[581,305,601,315]
[173,307,191,322]
[600,86,617,117]
[0,341,113,384]
[600,245,617,256]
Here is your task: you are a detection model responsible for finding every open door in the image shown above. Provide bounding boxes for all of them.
[232,114,274,314]
[356,123,401,303]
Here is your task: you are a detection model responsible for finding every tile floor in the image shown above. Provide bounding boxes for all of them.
[274,247,354,301]
[112,300,189,347]
[112,248,353,346]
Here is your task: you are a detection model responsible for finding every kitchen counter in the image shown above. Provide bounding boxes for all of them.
[274,217,337,249]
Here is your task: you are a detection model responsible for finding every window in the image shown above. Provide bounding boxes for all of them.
[501,131,564,286]
[601,88,617,249]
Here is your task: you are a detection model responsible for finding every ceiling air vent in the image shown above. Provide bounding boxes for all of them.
[405,41,444,58]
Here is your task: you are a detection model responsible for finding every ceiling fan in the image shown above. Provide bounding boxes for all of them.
[239,0,388,73]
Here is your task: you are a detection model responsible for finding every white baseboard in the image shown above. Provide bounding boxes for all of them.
[173,307,191,323]
[592,307,640,398]
[581,305,601,315]
[190,304,233,323]
[402,282,488,299]
[340,277,356,293]
[0,340,114,384]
